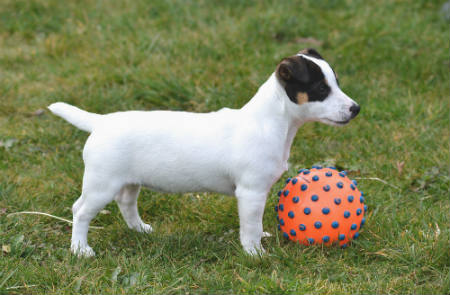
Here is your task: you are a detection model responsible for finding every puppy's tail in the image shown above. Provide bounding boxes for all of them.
[48,102,101,133]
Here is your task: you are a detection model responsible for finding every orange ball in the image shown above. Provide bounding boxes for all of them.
[276,167,366,247]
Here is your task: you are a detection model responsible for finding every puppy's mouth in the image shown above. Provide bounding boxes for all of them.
[323,118,351,126]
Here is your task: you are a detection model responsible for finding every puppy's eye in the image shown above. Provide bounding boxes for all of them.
[318,84,328,93]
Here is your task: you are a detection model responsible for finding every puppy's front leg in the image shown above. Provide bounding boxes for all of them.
[236,187,268,255]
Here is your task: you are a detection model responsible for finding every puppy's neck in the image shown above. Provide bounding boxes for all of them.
[241,73,306,128]
[241,73,306,167]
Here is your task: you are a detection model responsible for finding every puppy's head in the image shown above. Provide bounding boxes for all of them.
[276,48,359,126]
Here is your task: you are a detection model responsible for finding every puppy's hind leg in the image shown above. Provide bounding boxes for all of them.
[71,175,122,257]
[115,184,153,234]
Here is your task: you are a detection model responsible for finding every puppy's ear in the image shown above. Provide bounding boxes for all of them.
[277,60,293,82]
[298,48,323,60]
[276,56,309,84]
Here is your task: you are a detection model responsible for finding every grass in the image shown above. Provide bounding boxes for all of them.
[0,0,449,293]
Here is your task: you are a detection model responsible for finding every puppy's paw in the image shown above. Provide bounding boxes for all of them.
[262,231,272,238]
[71,244,95,257]
[137,223,153,234]
[243,244,265,256]
[128,221,153,233]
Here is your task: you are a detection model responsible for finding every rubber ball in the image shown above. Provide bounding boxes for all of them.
[275,167,366,247]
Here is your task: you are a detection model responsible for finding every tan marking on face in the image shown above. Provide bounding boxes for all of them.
[296,92,309,104]
[298,49,309,55]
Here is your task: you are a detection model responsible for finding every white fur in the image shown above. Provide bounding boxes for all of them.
[48,57,358,257]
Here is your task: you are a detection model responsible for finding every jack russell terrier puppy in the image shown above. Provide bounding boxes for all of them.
[48,48,360,257]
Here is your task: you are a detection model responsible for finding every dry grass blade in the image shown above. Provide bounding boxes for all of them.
[6,211,104,229]
[353,177,401,190]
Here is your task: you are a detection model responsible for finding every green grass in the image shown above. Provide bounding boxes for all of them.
[0,0,449,293]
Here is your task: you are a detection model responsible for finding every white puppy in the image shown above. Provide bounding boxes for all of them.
[48,49,359,257]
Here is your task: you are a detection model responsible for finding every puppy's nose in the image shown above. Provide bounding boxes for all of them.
[349,104,360,118]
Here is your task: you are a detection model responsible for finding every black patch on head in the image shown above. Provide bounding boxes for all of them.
[301,48,340,86]
[276,54,331,104]
[298,48,324,60]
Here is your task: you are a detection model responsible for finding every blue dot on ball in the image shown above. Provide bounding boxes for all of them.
[352,179,357,186]
[351,223,357,230]
[304,207,311,215]
[326,172,332,177]
[323,185,330,192]
[286,178,291,184]
[301,184,308,191]
[332,221,339,228]
[312,175,319,181]
[299,224,306,231]
[288,211,295,218]
[344,211,350,218]
[308,238,314,244]
[322,207,330,214]
[347,195,354,202]
[334,198,341,205]
[311,194,319,202]
[337,181,344,188]
[283,232,289,239]
[280,218,285,225]
[353,232,360,239]
[314,221,322,229]
[274,205,278,212]
[322,236,330,243]
[292,196,299,203]
[364,205,368,212]
[356,208,362,216]
[277,224,281,231]
[361,218,366,227]
[278,190,282,197]
[311,165,319,169]
[303,169,310,175]
[279,204,284,211]
[283,190,289,197]
[341,243,348,249]
[339,171,346,177]
[338,234,345,241]
[292,178,298,185]
[290,229,296,236]
[298,169,305,173]
[328,166,337,170]
[350,184,355,190]
[360,196,365,203]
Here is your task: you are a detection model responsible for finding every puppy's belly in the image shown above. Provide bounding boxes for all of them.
[138,168,236,195]
[122,150,235,195]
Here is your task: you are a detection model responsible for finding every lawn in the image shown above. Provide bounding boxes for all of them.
[0,0,449,294]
